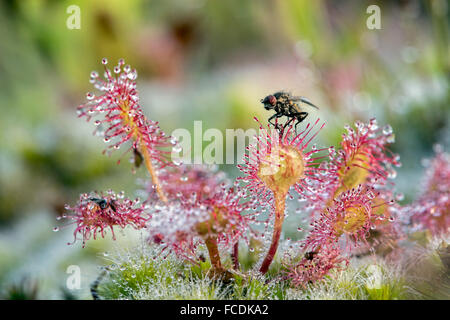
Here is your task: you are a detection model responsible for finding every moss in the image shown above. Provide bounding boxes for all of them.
[95,245,288,300]
[95,243,450,300]
[285,262,408,300]
[96,250,184,299]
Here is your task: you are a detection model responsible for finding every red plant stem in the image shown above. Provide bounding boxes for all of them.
[232,241,240,270]
[259,192,286,274]
[204,235,222,271]
[140,141,168,203]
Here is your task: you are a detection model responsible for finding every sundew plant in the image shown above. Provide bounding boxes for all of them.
[56,59,449,300]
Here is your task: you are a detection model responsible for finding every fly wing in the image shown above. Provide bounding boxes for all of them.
[291,96,319,109]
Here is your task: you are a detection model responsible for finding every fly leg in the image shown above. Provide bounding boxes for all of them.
[283,105,299,133]
[282,117,296,134]
[268,114,277,127]
[294,112,308,134]
[268,113,284,130]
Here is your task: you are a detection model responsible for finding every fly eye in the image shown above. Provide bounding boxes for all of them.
[268,95,277,105]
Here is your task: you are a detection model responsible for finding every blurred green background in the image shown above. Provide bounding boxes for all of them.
[0,0,448,299]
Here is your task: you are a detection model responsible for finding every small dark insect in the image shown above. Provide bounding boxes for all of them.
[261,91,318,133]
[133,147,144,169]
[304,251,318,260]
[89,197,117,212]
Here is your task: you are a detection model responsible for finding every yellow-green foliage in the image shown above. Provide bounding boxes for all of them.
[95,238,449,300]
[286,261,408,300]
